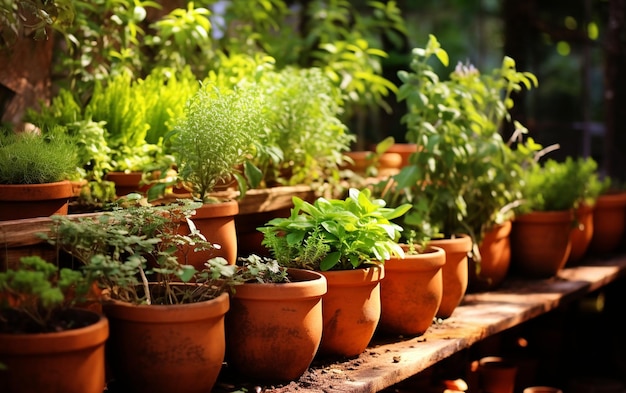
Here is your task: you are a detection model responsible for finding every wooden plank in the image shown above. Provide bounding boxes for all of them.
[215,254,626,393]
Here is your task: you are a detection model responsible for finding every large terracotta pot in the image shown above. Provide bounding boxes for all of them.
[469,221,513,292]
[589,192,626,254]
[225,268,327,382]
[511,210,573,278]
[317,266,385,358]
[429,234,472,319]
[177,200,239,267]
[379,245,445,336]
[103,292,229,393]
[568,203,595,264]
[0,308,109,393]
[0,180,73,221]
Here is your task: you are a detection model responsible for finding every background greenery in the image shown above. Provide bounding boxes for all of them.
[1,0,624,182]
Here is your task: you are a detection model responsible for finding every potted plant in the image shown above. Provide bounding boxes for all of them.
[166,82,267,266]
[511,157,584,278]
[0,255,109,393]
[258,187,411,358]
[567,156,606,264]
[377,233,446,337]
[224,254,327,383]
[379,34,540,311]
[588,177,626,255]
[0,127,78,221]
[43,199,236,393]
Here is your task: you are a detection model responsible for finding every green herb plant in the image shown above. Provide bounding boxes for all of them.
[0,256,93,334]
[170,83,267,203]
[0,128,78,184]
[378,34,542,254]
[256,66,354,189]
[43,198,236,305]
[258,187,411,271]
[517,157,603,215]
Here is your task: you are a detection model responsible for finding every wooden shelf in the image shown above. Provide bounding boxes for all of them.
[245,253,626,393]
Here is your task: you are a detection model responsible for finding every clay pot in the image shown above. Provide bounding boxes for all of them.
[379,245,445,336]
[342,151,403,177]
[104,171,151,198]
[225,268,327,382]
[429,234,472,319]
[0,308,109,393]
[469,221,512,292]
[511,210,573,278]
[317,266,385,358]
[568,203,595,264]
[589,192,626,255]
[523,387,563,393]
[385,143,418,167]
[176,200,239,267]
[0,180,73,221]
[103,292,229,393]
[477,356,518,393]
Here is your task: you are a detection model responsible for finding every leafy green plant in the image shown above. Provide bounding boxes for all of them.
[377,34,541,251]
[517,157,600,214]
[258,187,411,271]
[43,198,236,305]
[255,66,354,188]
[170,82,267,202]
[234,254,290,284]
[0,128,78,184]
[0,256,93,334]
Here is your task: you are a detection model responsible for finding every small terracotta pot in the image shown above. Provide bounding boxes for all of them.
[317,266,385,358]
[0,180,73,221]
[429,234,472,319]
[469,221,512,292]
[0,308,109,393]
[511,210,573,278]
[226,268,327,382]
[104,171,151,198]
[477,356,518,393]
[589,192,626,254]
[385,143,418,167]
[379,245,445,336]
[176,200,239,267]
[568,203,595,264]
[103,292,229,393]
[523,387,563,393]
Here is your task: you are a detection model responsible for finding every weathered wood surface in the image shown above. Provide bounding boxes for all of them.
[260,254,626,393]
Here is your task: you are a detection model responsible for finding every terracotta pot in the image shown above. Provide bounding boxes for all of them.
[176,200,239,267]
[225,268,327,382]
[103,292,229,393]
[379,245,445,336]
[341,151,402,177]
[469,221,512,292]
[104,171,151,198]
[429,234,472,319]
[523,387,563,393]
[385,143,418,167]
[317,266,385,358]
[568,203,595,264]
[477,356,518,393]
[0,308,109,393]
[589,192,626,254]
[0,180,73,221]
[511,210,573,278]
